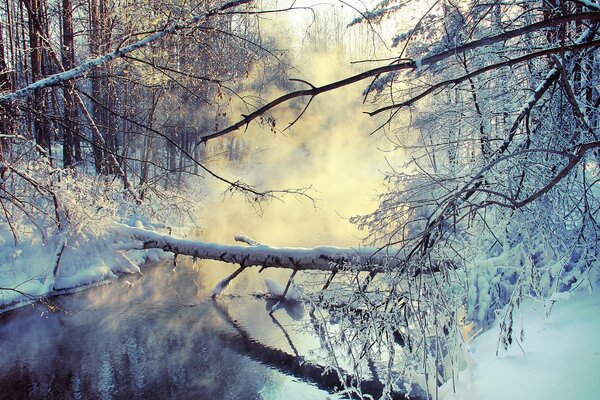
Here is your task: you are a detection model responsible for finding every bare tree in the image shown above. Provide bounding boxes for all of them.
[0,1,598,398]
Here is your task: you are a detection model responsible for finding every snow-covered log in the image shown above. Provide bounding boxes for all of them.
[115,224,390,272]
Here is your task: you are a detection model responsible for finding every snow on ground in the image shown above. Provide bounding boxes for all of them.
[0,167,204,311]
[440,288,600,400]
[0,216,203,312]
[0,223,182,310]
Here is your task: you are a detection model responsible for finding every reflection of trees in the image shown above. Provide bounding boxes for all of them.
[0,261,428,399]
[0,265,272,399]
[212,297,425,400]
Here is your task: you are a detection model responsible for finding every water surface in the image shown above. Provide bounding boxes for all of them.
[0,260,338,400]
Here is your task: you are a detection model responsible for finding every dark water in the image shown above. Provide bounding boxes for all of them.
[0,260,338,400]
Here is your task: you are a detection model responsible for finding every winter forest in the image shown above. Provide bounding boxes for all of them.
[0,0,599,399]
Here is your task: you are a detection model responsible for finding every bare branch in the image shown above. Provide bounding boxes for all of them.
[0,0,253,103]
[367,40,600,116]
[198,12,600,144]
[511,141,600,209]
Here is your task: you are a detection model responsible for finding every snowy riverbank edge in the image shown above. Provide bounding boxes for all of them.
[440,286,600,400]
[0,224,175,313]
[2,226,599,400]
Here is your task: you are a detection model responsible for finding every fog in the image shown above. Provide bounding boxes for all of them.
[199,14,404,248]
[0,6,409,399]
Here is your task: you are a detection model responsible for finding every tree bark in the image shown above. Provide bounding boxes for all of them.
[0,19,15,161]
[115,224,402,273]
[61,0,78,166]
[89,0,103,173]
[26,0,51,153]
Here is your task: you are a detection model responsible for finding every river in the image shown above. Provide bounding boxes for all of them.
[0,27,404,399]
[0,259,344,400]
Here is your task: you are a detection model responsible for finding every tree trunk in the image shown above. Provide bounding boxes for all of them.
[27,0,51,154]
[115,224,452,276]
[61,0,78,167]
[89,0,104,173]
[0,19,15,161]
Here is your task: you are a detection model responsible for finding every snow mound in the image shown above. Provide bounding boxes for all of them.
[440,290,600,400]
[264,278,301,301]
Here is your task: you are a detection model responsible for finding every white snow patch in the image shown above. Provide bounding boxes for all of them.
[440,289,600,400]
[549,291,572,302]
[0,228,172,309]
[264,278,302,301]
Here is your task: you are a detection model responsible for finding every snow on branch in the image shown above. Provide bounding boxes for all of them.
[366,39,600,116]
[198,12,600,144]
[576,0,600,12]
[114,223,387,272]
[114,224,458,296]
[0,0,252,104]
[234,235,262,246]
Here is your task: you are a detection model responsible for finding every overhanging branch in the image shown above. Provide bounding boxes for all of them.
[0,0,252,103]
[367,40,600,116]
[197,12,600,143]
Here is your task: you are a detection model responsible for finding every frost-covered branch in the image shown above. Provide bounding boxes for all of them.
[366,40,600,116]
[403,24,600,258]
[510,141,600,208]
[198,12,600,143]
[114,223,458,299]
[0,0,252,103]
[575,0,600,12]
[115,223,388,272]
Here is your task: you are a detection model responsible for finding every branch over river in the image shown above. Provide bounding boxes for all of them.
[115,224,391,272]
[115,224,454,296]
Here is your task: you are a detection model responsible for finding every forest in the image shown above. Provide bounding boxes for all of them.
[0,0,599,399]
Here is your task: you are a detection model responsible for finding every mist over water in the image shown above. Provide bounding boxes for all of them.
[191,7,409,299]
[0,262,339,400]
[0,6,408,400]
[200,48,401,248]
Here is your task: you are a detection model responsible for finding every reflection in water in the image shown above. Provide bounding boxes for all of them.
[0,261,338,400]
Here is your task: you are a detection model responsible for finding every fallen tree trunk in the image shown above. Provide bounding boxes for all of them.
[115,223,390,272]
[115,224,456,297]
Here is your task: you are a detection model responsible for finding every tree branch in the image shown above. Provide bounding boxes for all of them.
[367,40,600,116]
[0,0,253,103]
[115,223,389,272]
[511,141,600,208]
[198,12,600,143]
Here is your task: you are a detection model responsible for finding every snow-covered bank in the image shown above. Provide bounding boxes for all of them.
[440,288,600,400]
[0,161,206,312]
[0,224,174,311]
